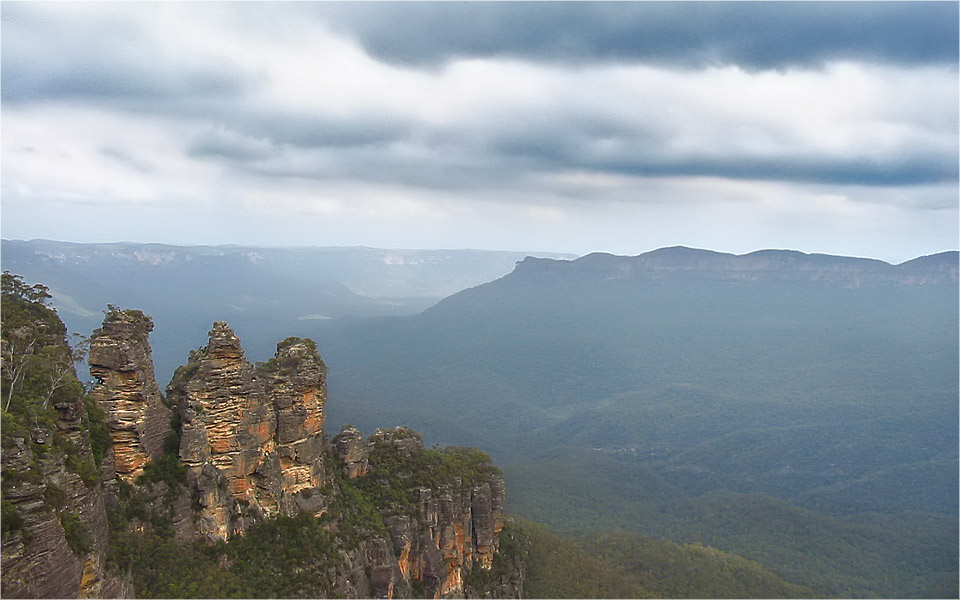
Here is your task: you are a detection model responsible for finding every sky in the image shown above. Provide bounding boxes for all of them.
[1,1,957,263]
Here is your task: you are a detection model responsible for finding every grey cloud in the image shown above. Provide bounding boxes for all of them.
[195,109,958,191]
[3,1,954,199]
[594,154,959,188]
[0,3,252,104]
[186,112,415,168]
[315,1,958,69]
[188,130,278,162]
[100,147,155,174]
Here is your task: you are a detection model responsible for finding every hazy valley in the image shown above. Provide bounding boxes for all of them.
[2,240,956,598]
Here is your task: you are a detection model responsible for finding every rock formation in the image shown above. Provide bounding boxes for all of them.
[165,324,334,541]
[1,297,131,598]
[334,425,370,478]
[333,426,512,598]
[87,308,170,483]
[3,300,523,598]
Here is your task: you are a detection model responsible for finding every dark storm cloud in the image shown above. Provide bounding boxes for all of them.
[316,1,959,69]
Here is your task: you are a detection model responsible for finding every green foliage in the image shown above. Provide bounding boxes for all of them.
[84,395,111,467]
[1,497,24,535]
[58,510,91,555]
[137,432,187,489]
[328,479,388,543]
[581,530,817,599]
[93,305,153,341]
[353,441,501,515]
[56,435,99,487]
[2,272,80,420]
[170,361,200,386]
[109,513,340,598]
[43,481,68,510]
[518,519,652,599]
[107,479,148,533]
[2,271,52,305]
[256,336,328,377]
[508,452,959,599]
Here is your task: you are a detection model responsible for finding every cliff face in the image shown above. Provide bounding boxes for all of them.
[332,427,513,598]
[0,416,125,599]
[87,308,170,484]
[166,324,333,541]
[1,283,130,598]
[3,296,522,598]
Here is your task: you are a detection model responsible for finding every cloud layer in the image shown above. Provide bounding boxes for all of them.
[1,2,957,262]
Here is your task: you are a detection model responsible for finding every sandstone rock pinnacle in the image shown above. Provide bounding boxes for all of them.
[88,308,170,483]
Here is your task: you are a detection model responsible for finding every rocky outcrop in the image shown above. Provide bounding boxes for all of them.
[166,324,334,541]
[4,301,523,598]
[334,426,370,478]
[2,311,129,598]
[168,321,278,540]
[335,426,513,599]
[87,308,170,483]
[259,337,332,514]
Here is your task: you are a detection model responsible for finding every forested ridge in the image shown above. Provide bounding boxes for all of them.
[2,271,829,598]
[311,249,958,598]
[3,248,957,597]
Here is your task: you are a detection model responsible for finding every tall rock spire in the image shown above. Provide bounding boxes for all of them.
[166,324,333,541]
[88,308,170,483]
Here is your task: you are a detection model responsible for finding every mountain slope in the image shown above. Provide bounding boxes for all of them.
[307,246,958,598]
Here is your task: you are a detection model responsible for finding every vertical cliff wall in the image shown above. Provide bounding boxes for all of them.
[333,427,515,598]
[1,286,130,598]
[87,308,170,484]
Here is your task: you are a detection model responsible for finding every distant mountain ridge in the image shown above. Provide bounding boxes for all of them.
[1,239,577,301]
[511,246,958,286]
[0,239,575,384]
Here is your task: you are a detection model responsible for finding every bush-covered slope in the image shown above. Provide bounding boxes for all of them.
[310,249,958,598]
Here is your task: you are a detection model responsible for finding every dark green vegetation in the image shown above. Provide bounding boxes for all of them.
[579,530,817,599]
[518,519,816,599]
[1,272,98,491]
[1,272,85,429]
[306,248,958,598]
[108,513,341,598]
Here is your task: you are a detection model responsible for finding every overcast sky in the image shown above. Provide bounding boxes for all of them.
[2,1,957,263]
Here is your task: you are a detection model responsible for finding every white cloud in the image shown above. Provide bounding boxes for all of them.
[1,2,956,262]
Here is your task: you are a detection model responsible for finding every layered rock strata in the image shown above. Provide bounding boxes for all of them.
[166,324,332,541]
[334,427,509,598]
[2,312,131,598]
[87,309,171,483]
[4,305,521,598]
[260,337,332,511]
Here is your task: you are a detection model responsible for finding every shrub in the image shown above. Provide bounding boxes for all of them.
[58,510,91,555]
[1,498,24,535]
[84,395,111,467]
